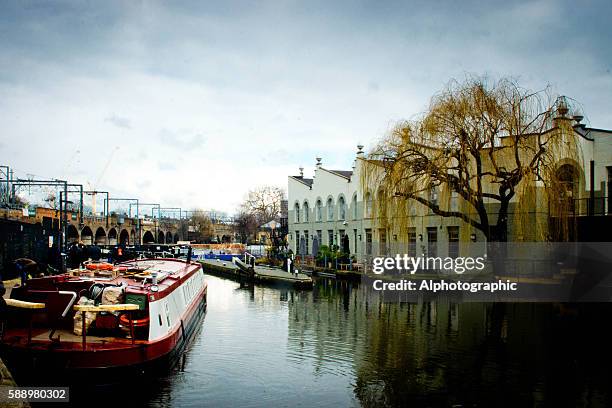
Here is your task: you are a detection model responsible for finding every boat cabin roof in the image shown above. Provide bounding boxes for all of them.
[21,258,201,301]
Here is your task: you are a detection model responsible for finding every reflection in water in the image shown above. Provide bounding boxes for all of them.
[287,278,611,407]
[10,274,612,407]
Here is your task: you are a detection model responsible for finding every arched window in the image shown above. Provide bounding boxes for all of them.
[294,202,300,223]
[365,192,372,217]
[316,199,322,222]
[429,186,438,207]
[352,194,358,219]
[303,201,309,222]
[556,164,578,213]
[327,197,334,221]
[338,196,346,220]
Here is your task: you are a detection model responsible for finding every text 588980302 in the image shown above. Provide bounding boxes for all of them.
[1,387,69,403]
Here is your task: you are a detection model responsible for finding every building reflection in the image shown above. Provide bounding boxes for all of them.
[286,278,612,407]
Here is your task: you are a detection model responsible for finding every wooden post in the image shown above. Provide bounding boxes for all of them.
[130,311,135,345]
[81,311,86,350]
[588,160,595,216]
[4,300,45,346]
[27,311,33,346]
[73,303,139,346]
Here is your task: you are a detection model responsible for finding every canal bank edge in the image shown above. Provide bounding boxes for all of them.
[198,259,313,288]
[0,357,30,408]
[2,279,30,407]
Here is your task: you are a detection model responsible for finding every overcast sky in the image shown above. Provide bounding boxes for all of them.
[1,0,611,214]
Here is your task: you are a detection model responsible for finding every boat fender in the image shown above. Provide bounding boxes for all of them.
[85,262,114,271]
[119,313,150,328]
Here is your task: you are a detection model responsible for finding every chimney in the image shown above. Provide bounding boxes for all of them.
[356,144,365,156]
[553,96,573,128]
[556,96,569,117]
[573,113,586,130]
[353,144,365,170]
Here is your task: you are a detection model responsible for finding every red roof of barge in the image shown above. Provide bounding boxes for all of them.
[23,259,203,301]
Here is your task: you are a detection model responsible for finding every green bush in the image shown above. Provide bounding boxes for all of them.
[316,245,349,267]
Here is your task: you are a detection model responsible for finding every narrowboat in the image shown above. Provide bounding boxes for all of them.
[0,257,207,376]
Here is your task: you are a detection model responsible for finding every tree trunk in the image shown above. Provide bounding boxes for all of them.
[487,222,508,276]
[486,201,509,275]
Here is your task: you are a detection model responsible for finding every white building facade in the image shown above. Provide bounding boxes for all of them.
[288,117,612,264]
[287,146,468,263]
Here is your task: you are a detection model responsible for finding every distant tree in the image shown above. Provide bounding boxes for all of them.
[240,186,286,225]
[12,194,29,209]
[44,193,57,209]
[188,209,214,243]
[234,210,258,244]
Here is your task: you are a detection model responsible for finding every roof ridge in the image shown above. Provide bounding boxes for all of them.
[324,168,353,179]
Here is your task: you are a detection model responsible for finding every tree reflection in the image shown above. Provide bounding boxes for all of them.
[287,278,612,407]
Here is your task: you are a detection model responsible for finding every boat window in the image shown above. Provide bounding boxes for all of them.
[158,314,163,326]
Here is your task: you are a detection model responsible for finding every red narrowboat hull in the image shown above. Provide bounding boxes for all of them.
[1,259,208,377]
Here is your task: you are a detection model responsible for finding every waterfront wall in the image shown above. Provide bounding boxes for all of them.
[0,357,30,408]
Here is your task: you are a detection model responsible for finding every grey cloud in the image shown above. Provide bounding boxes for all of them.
[159,129,206,150]
[105,114,132,129]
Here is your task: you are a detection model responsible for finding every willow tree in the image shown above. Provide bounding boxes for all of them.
[362,77,581,242]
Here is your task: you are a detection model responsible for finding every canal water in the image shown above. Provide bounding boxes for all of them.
[14,273,612,407]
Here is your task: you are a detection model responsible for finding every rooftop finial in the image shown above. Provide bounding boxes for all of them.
[573,109,584,124]
[299,167,304,177]
[556,96,569,117]
[357,144,364,155]
[316,157,322,167]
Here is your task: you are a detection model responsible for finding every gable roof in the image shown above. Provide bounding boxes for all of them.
[289,176,313,187]
[327,169,353,179]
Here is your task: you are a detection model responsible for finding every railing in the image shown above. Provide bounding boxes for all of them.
[572,196,611,216]
[4,299,46,345]
[73,303,139,350]
[243,251,256,267]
